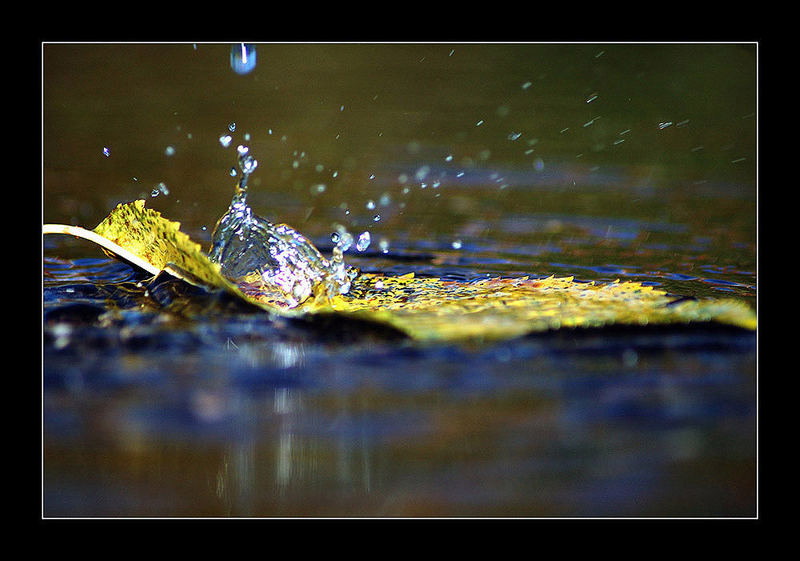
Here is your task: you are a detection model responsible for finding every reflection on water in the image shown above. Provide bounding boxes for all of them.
[43,43,756,517]
[43,260,756,516]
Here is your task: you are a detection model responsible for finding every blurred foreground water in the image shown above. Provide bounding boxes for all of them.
[42,43,756,517]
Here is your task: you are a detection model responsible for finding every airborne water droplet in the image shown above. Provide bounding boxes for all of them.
[339,232,354,252]
[356,231,371,252]
[151,182,169,197]
[237,145,258,176]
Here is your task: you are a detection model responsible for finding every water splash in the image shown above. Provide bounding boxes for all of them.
[208,146,356,308]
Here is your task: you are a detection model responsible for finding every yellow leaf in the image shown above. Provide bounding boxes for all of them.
[44,199,757,342]
[91,199,227,290]
[314,272,756,342]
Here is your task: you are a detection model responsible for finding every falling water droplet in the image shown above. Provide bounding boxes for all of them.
[230,44,257,75]
[219,135,233,148]
[102,146,110,157]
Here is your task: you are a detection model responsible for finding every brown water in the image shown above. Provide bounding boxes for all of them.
[43,43,757,517]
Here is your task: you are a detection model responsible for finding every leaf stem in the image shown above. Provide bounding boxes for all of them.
[42,223,161,276]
